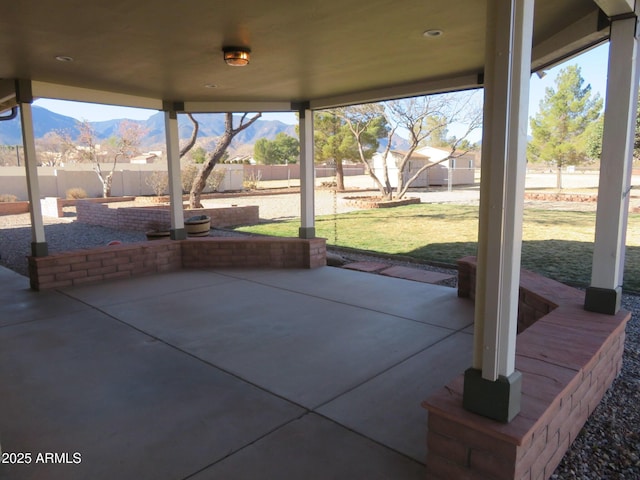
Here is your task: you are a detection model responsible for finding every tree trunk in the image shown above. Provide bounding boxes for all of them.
[188,112,262,208]
[335,159,345,191]
[556,164,563,190]
[189,133,232,208]
[104,172,114,198]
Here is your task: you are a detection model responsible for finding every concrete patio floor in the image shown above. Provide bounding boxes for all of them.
[0,264,474,480]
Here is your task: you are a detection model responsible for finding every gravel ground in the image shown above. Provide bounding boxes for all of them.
[0,192,639,477]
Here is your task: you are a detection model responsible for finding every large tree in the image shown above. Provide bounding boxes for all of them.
[254,132,299,164]
[338,92,481,200]
[57,120,146,197]
[314,110,386,191]
[528,65,603,189]
[188,112,261,207]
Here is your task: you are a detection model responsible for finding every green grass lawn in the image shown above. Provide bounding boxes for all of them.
[235,203,640,292]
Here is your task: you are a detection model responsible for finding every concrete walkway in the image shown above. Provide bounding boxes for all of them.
[0,265,474,480]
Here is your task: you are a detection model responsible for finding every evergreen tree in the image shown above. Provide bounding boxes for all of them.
[528,65,603,189]
[254,132,299,164]
[314,111,386,191]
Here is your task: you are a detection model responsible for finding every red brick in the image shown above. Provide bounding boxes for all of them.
[427,431,469,466]
[72,275,105,286]
[102,256,132,267]
[428,414,517,459]
[426,453,489,480]
[117,262,144,272]
[35,274,55,284]
[530,430,559,480]
[87,251,117,261]
[544,433,571,479]
[567,399,589,442]
[547,397,572,440]
[37,265,71,276]
[52,255,87,266]
[570,375,591,411]
[87,265,117,276]
[72,260,102,271]
[470,447,516,479]
[56,270,88,281]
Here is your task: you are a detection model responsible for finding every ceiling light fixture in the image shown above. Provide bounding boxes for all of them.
[55,55,74,62]
[423,29,443,38]
[222,46,251,67]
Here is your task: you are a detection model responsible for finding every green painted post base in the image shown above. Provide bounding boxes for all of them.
[584,286,621,315]
[298,227,316,239]
[170,228,187,240]
[463,368,522,423]
[31,242,48,257]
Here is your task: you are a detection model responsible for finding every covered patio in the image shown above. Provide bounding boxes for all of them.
[0,0,638,479]
[0,264,474,479]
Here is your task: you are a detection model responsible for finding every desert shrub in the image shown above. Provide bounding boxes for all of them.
[181,164,199,193]
[205,168,226,192]
[145,171,169,196]
[0,193,18,202]
[65,187,88,200]
[243,170,262,190]
[181,164,226,194]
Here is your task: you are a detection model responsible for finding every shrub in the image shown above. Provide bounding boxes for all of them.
[0,193,18,203]
[205,168,226,192]
[181,164,226,194]
[243,170,262,190]
[181,164,199,194]
[65,188,88,200]
[145,171,168,197]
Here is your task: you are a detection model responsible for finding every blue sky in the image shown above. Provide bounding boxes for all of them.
[33,42,610,134]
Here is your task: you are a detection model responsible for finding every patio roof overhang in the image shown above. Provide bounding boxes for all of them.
[0,0,608,112]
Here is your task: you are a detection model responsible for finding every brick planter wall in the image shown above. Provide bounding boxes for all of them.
[41,196,135,218]
[423,256,630,480]
[343,196,421,209]
[28,237,326,290]
[524,192,598,203]
[76,200,259,231]
[0,201,29,216]
[182,237,327,270]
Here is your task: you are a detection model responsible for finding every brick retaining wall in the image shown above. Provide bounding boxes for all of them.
[0,201,29,216]
[28,237,326,290]
[41,196,135,218]
[524,192,598,202]
[76,200,259,231]
[423,256,630,480]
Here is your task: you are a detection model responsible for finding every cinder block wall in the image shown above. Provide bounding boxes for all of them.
[424,256,629,480]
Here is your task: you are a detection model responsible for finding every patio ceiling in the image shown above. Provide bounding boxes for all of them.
[0,0,606,112]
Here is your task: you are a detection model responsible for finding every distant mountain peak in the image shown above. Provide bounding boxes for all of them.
[0,107,297,151]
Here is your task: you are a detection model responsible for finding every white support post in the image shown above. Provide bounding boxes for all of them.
[586,12,640,314]
[19,95,48,257]
[463,0,534,423]
[164,110,186,240]
[298,106,316,239]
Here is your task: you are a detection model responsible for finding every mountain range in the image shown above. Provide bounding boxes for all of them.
[0,106,298,151]
[0,106,409,155]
